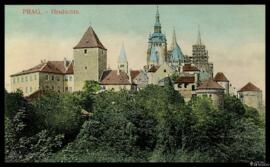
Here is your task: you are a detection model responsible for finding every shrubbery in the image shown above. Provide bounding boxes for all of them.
[5,81,265,162]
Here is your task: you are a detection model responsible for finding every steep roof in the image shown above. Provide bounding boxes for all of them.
[130,70,140,80]
[197,78,224,90]
[182,64,200,72]
[73,26,106,50]
[118,44,128,63]
[238,82,261,92]
[11,60,74,76]
[100,70,131,85]
[214,72,229,82]
[175,76,195,84]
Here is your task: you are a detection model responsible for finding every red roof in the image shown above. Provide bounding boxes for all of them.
[214,72,229,82]
[100,70,131,85]
[182,64,200,72]
[175,76,195,84]
[238,82,261,92]
[73,26,106,50]
[197,78,224,90]
[130,70,140,80]
[11,60,74,76]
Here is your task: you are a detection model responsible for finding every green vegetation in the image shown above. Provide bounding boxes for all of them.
[5,81,265,162]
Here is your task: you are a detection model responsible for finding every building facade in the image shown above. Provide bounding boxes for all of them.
[73,26,107,91]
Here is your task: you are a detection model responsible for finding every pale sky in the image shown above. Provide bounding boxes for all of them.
[5,5,265,102]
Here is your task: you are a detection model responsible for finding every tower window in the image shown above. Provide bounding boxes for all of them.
[192,85,195,91]
[164,69,166,73]
[84,49,87,54]
[85,66,87,70]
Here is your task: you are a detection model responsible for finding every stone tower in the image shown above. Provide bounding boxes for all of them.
[238,82,263,111]
[196,78,225,109]
[214,72,230,94]
[192,26,213,77]
[73,26,107,91]
[147,6,167,66]
[118,44,128,73]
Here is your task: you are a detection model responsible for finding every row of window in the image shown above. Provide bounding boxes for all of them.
[43,85,73,93]
[45,75,73,81]
[13,74,37,84]
[17,86,37,94]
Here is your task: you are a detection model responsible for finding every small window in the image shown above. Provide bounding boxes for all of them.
[69,87,72,92]
[25,87,28,93]
[85,66,87,70]
[21,76,24,82]
[192,85,195,91]
[13,78,15,84]
[30,87,32,92]
[65,87,68,92]
[52,86,54,90]
[69,76,72,81]
[34,74,37,80]
[209,94,212,98]
[46,75,49,80]
[120,65,124,67]
[25,76,28,82]
[184,84,188,88]
[84,49,87,54]
[164,69,166,73]
[57,76,60,81]
[65,76,68,81]
[30,75,32,81]
[51,75,54,81]
[17,77,19,83]
[178,84,182,88]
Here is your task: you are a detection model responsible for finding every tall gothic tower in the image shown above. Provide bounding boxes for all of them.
[73,26,107,91]
[147,6,167,66]
[192,26,213,77]
[118,44,128,73]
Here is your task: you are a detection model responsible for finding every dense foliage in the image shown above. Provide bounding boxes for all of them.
[5,81,265,162]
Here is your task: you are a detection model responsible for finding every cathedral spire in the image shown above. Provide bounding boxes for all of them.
[118,43,127,63]
[154,5,161,33]
[118,43,128,73]
[170,27,177,50]
[197,25,202,45]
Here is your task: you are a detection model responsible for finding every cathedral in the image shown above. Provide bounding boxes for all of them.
[10,6,263,110]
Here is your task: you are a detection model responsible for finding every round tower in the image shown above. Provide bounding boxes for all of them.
[238,82,262,111]
[196,78,225,109]
[214,72,229,94]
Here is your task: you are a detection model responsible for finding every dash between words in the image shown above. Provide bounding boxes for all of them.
[22,8,80,15]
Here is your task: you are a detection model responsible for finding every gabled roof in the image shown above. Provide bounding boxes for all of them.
[73,26,106,50]
[175,76,195,84]
[182,64,200,72]
[197,78,224,90]
[238,82,261,92]
[130,70,140,80]
[11,60,74,76]
[214,72,229,82]
[100,70,131,85]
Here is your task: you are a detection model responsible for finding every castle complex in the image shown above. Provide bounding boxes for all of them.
[10,7,263,111]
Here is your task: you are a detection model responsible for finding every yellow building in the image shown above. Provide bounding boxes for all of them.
[10,59,74,96]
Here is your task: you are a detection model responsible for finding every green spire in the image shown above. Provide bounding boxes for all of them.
[154,5,161,33]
